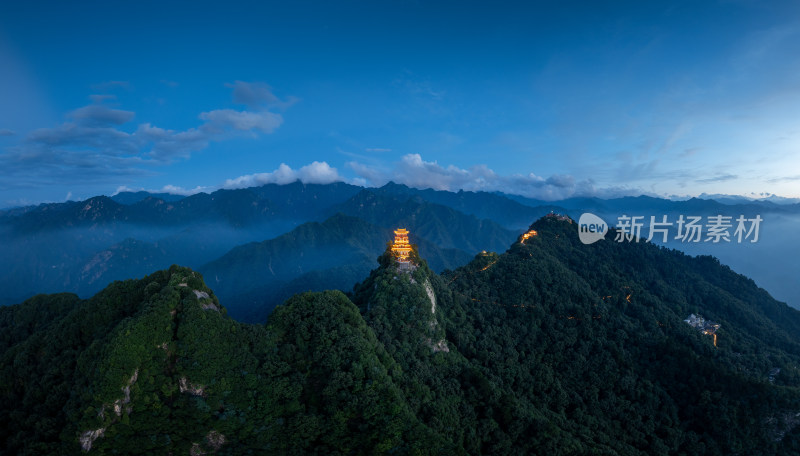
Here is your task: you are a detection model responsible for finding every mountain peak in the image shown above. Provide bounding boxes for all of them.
[379,181,411,191]
[524,212,575,237]
[355,241,449,353]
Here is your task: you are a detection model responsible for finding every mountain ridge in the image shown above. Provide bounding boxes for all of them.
[3,215,800,453]
[2,181,798,314]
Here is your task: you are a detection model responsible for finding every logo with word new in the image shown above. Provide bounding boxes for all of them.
[578,213,608,244]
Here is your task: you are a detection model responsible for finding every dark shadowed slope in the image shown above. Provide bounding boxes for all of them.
[330,188,518,252]
[199,213,472,321]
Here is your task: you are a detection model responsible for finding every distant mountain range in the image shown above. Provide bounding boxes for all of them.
[1,181,798,319]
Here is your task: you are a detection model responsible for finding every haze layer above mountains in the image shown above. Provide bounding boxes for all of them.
[1,181,797,321]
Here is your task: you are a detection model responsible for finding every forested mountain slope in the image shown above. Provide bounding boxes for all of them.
[3,215,800,454]
[0,266,444,455]
[440,215,800,454]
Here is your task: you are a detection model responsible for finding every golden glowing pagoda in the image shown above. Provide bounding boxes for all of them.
[392,228,412,263]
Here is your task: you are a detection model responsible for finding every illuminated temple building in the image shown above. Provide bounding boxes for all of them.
[520,229,538,244]
[392,228,412,263]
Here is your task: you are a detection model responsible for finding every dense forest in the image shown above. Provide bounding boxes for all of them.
[3,215,800,454]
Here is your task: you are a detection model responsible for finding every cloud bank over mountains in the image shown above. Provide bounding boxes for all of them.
[129,154,799,203]
[223,162,342,188]
[346,154,617,200]
[115,154,642,202]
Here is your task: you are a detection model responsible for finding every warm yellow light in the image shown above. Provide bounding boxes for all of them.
[520,230,538,244]
[391,228,412,263]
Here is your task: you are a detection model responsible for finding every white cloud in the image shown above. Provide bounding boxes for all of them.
[112,185,134,194]
[298,161,341,184]
[224,164,297,187]
[347,153,642,200]
[223,161,344,189]
[158,184,212,195]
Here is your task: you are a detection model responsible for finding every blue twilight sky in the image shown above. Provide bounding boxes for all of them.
[1,0,800,207]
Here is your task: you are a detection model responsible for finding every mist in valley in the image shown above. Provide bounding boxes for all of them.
[0,220,303,305]
[578,211,800,310]
[661,213,800,310]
